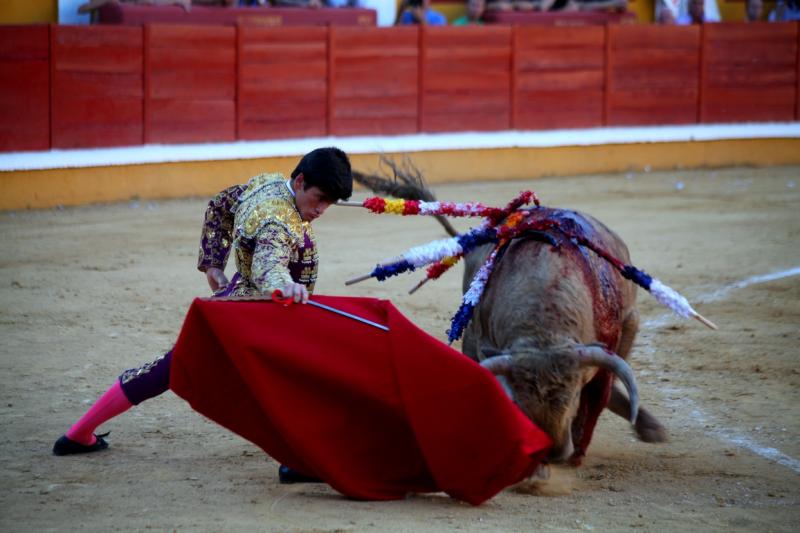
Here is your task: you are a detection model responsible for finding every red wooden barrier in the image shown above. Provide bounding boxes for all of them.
[794,22,800,120]
[51,25,143,149]
[0,25,50,152]
[238,26,327,140]
[98,4,376,27]
[330,27,419,136]
[701,22,798,123]
[421,26,512,133]
[607,24,700,126]
[145,24,236,144]
[514,26,605,130]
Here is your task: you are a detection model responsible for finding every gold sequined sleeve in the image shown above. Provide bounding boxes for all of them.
[250,222,296,294]
[197,184,247,272]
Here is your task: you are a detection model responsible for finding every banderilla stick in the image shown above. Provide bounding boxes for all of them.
[691,311,718,330]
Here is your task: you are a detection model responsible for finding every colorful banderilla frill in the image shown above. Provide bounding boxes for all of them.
[347,192,717,342]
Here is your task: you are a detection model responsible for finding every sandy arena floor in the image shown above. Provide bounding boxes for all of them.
[1,165,798,532]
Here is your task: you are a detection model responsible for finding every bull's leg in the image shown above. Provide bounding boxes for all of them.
[616,308,639,360]
[607,308,668,442]
[608,383,668,443]
[460,326,480,361]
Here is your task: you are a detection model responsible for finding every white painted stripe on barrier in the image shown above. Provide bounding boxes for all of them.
[1,122,799,172]
[641,266,800,473]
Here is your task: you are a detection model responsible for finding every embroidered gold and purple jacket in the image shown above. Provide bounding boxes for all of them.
[197,173,318,296]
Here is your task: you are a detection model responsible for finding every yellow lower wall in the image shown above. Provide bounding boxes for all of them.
[2,138,798,210]
[0,0,57,24]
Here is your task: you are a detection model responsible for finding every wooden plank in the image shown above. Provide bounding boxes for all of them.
[148,24,236,49]
[517,70,604,91]
[52,71,143,98]
[425,71,510,92]
[611,67,699,90]
[52,124,144,149]
[424,91,509,114]
[52,96,143,125]
[333,95,418,119]
[146,121,236,144]
[516,91,604,130]
[148,99,234,123]
[425,26,512,48]
[703,21,796,43]
[423,113,510,132]
[608,24,699,50]
[240,97,327,121]
[0,25,50,60]
[331,117,418,136]
[517,49,604,71]
[148,46,235,69]
[54,25,141,48]
[240,118,327,140]
[331,27,418,49]
[242,43,327,64]
[515,26,604,48]
[149,70,236,99]
[240,25,328,44]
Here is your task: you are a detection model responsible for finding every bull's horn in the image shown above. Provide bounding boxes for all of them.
[480,355,513,377]
[577,346,639,425]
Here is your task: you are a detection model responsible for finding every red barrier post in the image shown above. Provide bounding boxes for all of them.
[606,23,700,126]
[514,25,605,130]
[50,25,144,149]
[145,24,236,144]
[0,25,50,152]
[701,22,798,123]
[421,26,512,133]
[237,25,327,140]
[329,26,419,136]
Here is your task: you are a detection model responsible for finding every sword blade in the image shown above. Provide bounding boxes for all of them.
[307,300,390,331]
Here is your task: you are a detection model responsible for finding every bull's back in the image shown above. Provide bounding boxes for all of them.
[463,208,634,354]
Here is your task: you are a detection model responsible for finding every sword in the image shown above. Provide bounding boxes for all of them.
[208,291,390,332]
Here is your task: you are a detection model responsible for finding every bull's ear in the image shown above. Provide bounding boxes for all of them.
[480,354,513,377]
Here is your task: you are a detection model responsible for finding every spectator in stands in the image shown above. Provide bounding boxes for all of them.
[485,0,513,11]
[273,0,324,7]
[769,0,800,20]
[655,0,720,24]
[395,0,447,24]
[78,0,234,15]
[745,0,762,20]
[452,0,485,24]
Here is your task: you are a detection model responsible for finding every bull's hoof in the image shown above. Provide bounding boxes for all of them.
[635,417,668,443]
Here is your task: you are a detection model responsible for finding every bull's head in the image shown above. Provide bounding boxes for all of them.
[481,342,639,463]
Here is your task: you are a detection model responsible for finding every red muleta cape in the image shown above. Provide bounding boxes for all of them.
[169,296,551,505]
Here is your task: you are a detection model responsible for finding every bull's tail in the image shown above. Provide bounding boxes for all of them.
[353,157,458,237]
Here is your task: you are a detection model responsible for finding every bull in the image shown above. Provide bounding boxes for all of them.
[353,164,667,465]
[461,207,667,464]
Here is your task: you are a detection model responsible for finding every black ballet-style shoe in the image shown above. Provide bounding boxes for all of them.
[278,464,323,484]
[52,433,110,456]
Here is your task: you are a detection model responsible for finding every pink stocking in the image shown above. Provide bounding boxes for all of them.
[65,381,133,445]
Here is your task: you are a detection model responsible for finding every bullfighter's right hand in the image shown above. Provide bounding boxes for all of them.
[281,282,309,304]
